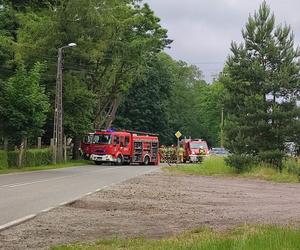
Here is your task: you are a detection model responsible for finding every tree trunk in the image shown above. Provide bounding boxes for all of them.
[106,98,119,129]
[72,137,81,160]
[3,138,8,151]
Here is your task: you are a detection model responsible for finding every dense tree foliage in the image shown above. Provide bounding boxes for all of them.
[115,53,224,146]
[223,2,300,168]
[0,0,171,149]
[0,62,49,143]
[3,0,297,164]
[114,53,174,144]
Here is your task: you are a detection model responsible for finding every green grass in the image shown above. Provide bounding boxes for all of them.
[166,156,235,176]
[52,225,300,250]
[0,160,90,175]
[164,157,300,183]
[243,166,299,183]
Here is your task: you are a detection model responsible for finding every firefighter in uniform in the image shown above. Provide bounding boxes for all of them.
[199,146,205,155]
[198,146,206,162]
[178,146,185,163]
[159,145,166,163]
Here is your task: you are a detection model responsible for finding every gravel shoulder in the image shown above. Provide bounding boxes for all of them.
[1,171,300,249]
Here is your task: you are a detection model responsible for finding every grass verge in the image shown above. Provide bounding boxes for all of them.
[52,225,300,250]
[166,156,235,176]
[164,157,300,183]
[0,160,90,175]
[243,166,299,183]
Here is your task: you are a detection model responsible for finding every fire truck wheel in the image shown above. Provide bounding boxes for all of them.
[143,156,150,165]
[116,155,123,165]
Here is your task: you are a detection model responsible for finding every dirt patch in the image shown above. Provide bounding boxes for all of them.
[1,171,300,249]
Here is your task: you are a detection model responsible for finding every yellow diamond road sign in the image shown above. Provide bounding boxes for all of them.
[175,131,182,139]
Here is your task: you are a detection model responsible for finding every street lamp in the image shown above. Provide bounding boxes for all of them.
[53,43,77,164]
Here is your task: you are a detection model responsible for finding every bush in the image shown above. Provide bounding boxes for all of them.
[7,151,19,168]
[285,158,300,178]
[7,148,53,168]
[24,148,53,167]
[258,150,285,171]
[0,150,8,169]
[225,154,256,173]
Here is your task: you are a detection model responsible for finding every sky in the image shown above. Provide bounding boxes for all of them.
[145,0,300,82]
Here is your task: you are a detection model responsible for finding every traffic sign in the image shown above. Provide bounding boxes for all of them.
[175,131,182,139]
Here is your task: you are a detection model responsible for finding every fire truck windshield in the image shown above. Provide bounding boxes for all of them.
[83,134,94,144]
[93,134,112,145]
[191,142,207,149]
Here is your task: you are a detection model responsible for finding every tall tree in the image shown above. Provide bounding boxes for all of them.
[166,61,206,143]
[115,53,221,146]
[0,4,17,80]
[15,0,171,140]
[194,81,225,146]
[114,53,173,144]
[224,2,300,165]
[0,62,50,144]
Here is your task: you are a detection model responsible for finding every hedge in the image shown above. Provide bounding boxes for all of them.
[7,148,53,168]
[7,151,18,168]
[225,154,256,173]
[0,150,8,169]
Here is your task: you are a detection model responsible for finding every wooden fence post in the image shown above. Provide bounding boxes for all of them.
[18,137,27,168]
[4,138,8,151]
[64,136,67,162]
[37,137,42,149]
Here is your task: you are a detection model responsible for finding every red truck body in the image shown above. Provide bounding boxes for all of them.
[81,133,94,160]
[81,130,159,165]
[181,139,209,162]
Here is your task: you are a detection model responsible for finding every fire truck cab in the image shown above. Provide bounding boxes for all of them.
[80,133,94,160]
[88,130,159,165]
[181,139,209,163]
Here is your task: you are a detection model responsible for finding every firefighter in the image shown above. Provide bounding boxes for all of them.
[178,145,185,163]
[198,146,206,163]
[171,145,177,163]
[199,146,206,156]
[159,145,166,163]
[165,145,174,163]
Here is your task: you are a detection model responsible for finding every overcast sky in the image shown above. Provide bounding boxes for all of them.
[145,0,300,82]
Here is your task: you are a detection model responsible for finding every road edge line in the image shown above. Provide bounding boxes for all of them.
[0,167,159,232]
[0,214,36,232]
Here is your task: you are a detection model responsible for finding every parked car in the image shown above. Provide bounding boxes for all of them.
[209,147,230,156]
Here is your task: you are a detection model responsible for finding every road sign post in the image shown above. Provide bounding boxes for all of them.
[175,131,182,164]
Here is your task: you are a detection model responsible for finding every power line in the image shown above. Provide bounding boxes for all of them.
[190,62,225,65]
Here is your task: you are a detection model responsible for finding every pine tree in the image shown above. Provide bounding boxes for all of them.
[224,1,300,168]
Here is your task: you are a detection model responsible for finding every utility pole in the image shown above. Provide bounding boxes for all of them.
[53,48,63,163]
[53,43,77,164]
[220,107,224,148]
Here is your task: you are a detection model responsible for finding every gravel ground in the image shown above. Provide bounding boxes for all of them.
[1,171,300,249]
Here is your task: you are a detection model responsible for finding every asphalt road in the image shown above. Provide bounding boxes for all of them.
[0,164,159,227]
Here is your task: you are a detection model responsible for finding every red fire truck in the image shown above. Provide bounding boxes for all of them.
[81,133,94,160]
[81,130,159,165]
[181,139,209,162]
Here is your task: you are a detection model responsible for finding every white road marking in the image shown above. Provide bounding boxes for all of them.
[0,166,158,231]
[59,202,68,206]
[41,207,55,213]
[0,165,89,177]
[0,214,36,232]
[0,165,132,190]
[0,175,77,189]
